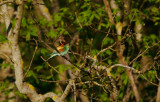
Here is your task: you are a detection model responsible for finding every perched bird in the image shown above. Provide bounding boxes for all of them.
[46,42,69,61]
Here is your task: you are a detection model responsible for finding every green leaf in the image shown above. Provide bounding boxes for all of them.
[57,28,69,35]
[82,84,87,88]
[87,39,91,45]
[26,70,39,84]
[30,26,38,36]
[94,13,100,20]
[46,76,52,79]
[47,30,58,38]
[103,37,113,45]
[34,66,43,72]
[123,76,129,85]
[99,93,108,101]
[0,34,7,42]
[54,14,62,23]
[147,70,156,81]
[84,67,88,71]
[89,14,95,23]
[15,91,27,99]
[41,48,48,55]
[107,59,112,64]
[26,33,30,41]
[21,18,27,27]
[119,92,124,99]
[91,49,98,56]
[0,63,10,69]
[55,64,70,74]
[105,50,112,55]
[69,0,74,3]
[39,17,48,26]
[27,0,32,3]
[151,7,159,15]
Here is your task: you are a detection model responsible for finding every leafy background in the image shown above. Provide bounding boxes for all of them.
[0,0,160,102]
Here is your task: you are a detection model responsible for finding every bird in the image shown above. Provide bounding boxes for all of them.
[46,42,69,61]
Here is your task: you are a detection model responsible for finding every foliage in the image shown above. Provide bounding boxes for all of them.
[0,0,160,102]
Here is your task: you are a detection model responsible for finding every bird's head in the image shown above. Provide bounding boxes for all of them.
[57,42,69,51]
[60,42,67,46]
[60,42,70,47]
[65,43,69,47]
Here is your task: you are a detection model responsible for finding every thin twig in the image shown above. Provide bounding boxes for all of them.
[73,81,76,102]
[110,64,160,86]
[23,39,38,80]
[40,79,69,83]
[100,25,111,63]
[129,41,160,65]
[97,35,126,57]
[40,56,63,76]
[75,12,83,28]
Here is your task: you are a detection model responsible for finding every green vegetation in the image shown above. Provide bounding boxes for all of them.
[0,0,160,102]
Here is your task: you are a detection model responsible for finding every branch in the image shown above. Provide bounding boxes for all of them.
[76,81,104,87]
[103,0,115,24]
[123,85,131,102]
[97,36,126,57]
[130,41,160,65]
[88,56,118,101]
[110,0,123,35]
[73,81,77,102]
[0,0,14,6]
[60,80,74,101]
[80,89,90,102]
[43,92,60,102]
[1,1,60,102]
[156,82,160,102]
[23,40,38,79]
[90,56,159,101]
[97,41,116,56]
[122,0,131,27]
[110,64,138,71]
[33,0,54,30]
[110,0,121,18]
[110,64,159,86]
[32,1,81,100]
[116,44,141,102]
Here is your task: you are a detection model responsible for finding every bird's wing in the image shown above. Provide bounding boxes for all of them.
[57,46,65,53]
[60,45,69,56]
[57,46,63,50]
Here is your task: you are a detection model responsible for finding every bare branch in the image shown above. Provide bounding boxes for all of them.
[116,44,141,102]
[156,82,160,102]
[130,41,160,65]
[97,36,126,57]
[1,1,61,102]
[23,40,38,79]
[103,0,115,24]
[43,92,60,102]
[73,81,77,102]
[33,0,54,30]
[0,0,14,6]
[60,80,74,101]
[123,85,131,102]
[88,56,118,101]
[110,0,121,18]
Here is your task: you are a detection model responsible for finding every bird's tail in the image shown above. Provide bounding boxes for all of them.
[47,52,57,56]
[46,52,60,61]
